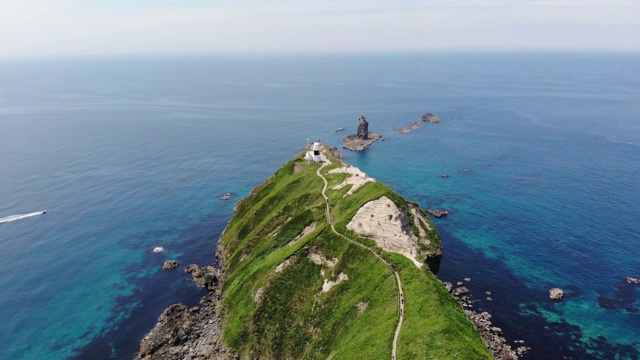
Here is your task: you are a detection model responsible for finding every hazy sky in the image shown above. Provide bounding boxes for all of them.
[1,0,639,57]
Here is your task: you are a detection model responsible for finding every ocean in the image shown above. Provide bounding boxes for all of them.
[0,52,638,359]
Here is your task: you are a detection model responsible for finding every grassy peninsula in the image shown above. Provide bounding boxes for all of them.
[216,146,490,359]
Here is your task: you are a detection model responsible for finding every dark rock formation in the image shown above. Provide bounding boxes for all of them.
[185,264,219,291]
[342,114,384,151]
[356,114,369,139]
[327,146,346,160]
[136,261,234,360]
[549,288,564,300]
[137,293,235,360]
[162,260,179,270]
[420,112,443,123]
[426,209,449,218]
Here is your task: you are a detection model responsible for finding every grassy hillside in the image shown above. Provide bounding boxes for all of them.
[217,149,491,359]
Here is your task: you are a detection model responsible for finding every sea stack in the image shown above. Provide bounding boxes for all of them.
[356,114,369,139]
[342,114,384,151]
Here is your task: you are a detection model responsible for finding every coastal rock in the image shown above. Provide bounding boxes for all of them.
[342,132,384,152]
[549,288,564,300]
[162,260,179,270]
[426,209,449,218]
[185,264,219,290]
[444,282,524,359]
[219,192,235,201]
[342,114,384,151]
[393,127,411,134]
[356,114,369,139]
[420,112,443,123]
[626,276,640,285]
[137,293,231,360]
[454,286,470,296]
[327,146,346,160]
[139,304,192,357]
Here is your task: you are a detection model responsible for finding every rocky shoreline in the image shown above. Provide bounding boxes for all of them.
[139,262,524,360]
[136,264,235,360]
[442,280,530,359]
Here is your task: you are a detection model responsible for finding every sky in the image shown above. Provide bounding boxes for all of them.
[0,0,639,58]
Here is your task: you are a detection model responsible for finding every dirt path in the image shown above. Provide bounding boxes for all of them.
[316,161,405,360]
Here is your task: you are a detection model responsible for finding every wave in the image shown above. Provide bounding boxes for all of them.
[0,210,46,224]
[606,136,640,147]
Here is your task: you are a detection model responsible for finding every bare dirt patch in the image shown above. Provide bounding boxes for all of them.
[322,273,349,292]
[308,250,338,268]
[286,222,317,247]
[356,302,368,314]
[347,196,422,268]
[327,166,376,197]
[253,287,264,303]
[275,258,292,273]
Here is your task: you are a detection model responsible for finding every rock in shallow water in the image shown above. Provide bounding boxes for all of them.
[162,260,179,270]
[549,288,564,300]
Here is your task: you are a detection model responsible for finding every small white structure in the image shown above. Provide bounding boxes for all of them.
[305,141,322,164]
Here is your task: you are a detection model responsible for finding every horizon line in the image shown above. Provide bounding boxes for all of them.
[2,48,640,61]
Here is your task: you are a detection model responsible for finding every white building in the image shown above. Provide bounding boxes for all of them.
[305,142,322,164]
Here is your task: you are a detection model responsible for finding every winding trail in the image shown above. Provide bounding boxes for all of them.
[316,161,405,360]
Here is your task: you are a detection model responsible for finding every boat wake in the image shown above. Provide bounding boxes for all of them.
[0,210,47,224]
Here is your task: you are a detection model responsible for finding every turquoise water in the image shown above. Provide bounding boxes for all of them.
[0,53,638,359]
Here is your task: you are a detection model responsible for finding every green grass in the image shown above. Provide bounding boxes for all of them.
[217,151,491,359]
[387,253,491,359]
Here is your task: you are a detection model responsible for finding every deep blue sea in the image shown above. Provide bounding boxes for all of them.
[0,53,639,359]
